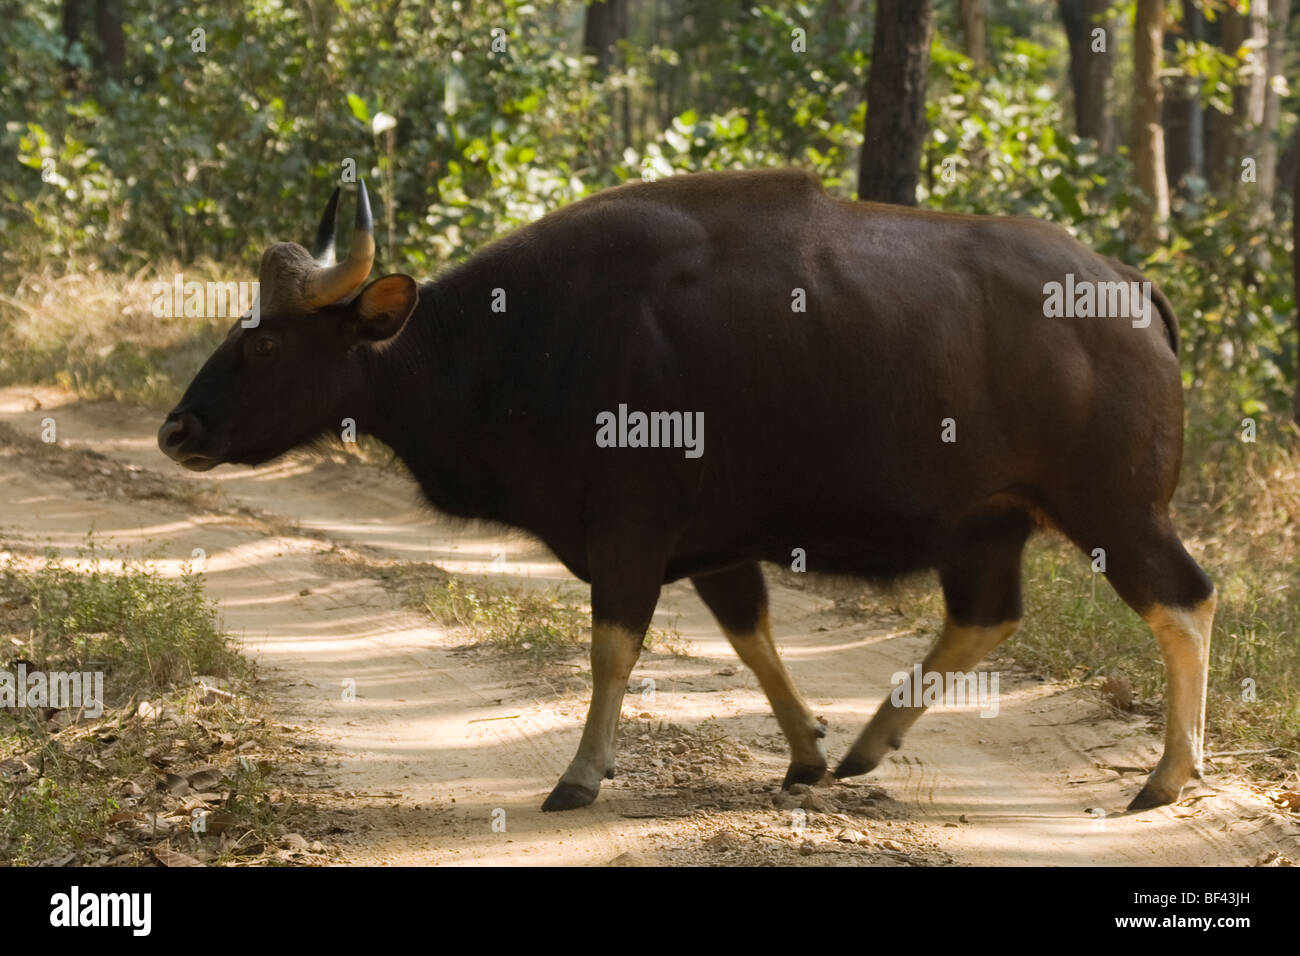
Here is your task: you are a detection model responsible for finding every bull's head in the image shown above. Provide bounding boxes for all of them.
[158,182,418,470]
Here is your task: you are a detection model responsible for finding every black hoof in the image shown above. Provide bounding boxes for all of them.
[834,751,879,780]
[781,762,829,789]
[541,781,599,812]
[1126,783,1178,812]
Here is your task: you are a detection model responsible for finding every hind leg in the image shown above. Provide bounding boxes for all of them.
[837,510,1030,778]
[1129,595,1215,808]
[692,562,828,787]
[1070,511,1215,810]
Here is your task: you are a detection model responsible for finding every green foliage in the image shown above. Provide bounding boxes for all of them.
[1,776,108,865]
[1151,188,1297,415]
[1,538,241,690]
[925,38,1130,225]
[925,34,1297,415]
[0,0,1295,413]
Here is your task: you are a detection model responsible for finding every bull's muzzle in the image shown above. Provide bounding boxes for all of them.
[157,412,219,471]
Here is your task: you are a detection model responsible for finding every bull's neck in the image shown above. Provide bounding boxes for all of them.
[358,274,513,519]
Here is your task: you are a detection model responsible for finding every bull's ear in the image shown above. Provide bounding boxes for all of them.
[352,274,418,342]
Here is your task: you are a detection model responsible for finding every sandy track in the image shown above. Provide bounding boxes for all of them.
[1,385,1295,866]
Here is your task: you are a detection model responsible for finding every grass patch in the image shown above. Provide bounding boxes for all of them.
[0,538,313,866]
[417,574,591,659]
[3,539,244,691]
[389,567,688,661]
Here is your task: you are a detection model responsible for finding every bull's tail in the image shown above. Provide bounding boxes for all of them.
[1112,260,1179,353]
[1147,280,1180,354]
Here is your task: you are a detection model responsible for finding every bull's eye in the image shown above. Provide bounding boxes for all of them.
[253,336,278,358]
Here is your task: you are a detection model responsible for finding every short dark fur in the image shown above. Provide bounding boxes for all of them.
[162,169,1213,806]
[165,169,1211,624]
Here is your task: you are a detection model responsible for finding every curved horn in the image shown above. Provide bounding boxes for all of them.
[311,187,342,264]
[302,180,374,307]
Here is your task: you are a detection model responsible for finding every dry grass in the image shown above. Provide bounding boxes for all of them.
[0,261,234,409]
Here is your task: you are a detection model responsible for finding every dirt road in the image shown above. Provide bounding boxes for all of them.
[1,385,1294,865]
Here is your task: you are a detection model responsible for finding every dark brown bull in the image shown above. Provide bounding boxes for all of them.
[159,170,1214,812]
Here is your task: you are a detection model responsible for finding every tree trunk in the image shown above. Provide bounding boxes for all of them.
[1206,2,1269,195]
[584,0,630,153]
[1232,0,1269,197]
[1163,0,1204,192]
[61,0,84,85]
[1205,10,1239,192]
[1132,0,1170,244]
[958,0,986,67]
[1257,0,1291,201]
[583,0,628,75]
[61,0,82,52]
[1058,0,1114,150]
[858,0,933,205]
[93,0,124,80]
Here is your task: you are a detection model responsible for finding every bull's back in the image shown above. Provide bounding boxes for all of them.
[577,172,1182,566]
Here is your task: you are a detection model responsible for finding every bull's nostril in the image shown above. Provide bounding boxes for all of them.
[158,412,202,456]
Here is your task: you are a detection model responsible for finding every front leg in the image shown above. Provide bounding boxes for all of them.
[541,533,667,812]
[541,621,649,811]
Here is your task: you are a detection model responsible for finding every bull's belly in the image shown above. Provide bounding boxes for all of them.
[664,508,947,583]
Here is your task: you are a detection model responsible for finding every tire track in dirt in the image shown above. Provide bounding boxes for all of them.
[1,385,1296,866]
